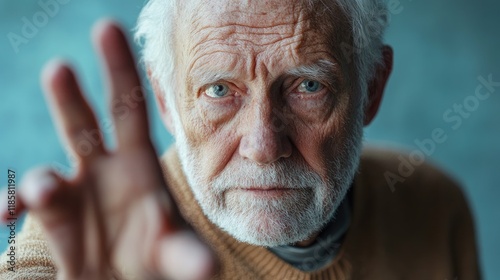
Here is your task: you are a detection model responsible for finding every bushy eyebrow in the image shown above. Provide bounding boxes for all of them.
[285,59,337,82]
[189,59,338,89]
[192,71,237,88]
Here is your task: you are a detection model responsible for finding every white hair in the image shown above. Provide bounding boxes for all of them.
[134,0,389,109]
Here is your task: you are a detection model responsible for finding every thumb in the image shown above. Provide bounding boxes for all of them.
[19,167,86,278]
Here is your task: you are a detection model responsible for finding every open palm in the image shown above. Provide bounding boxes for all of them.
[1,20,214,280]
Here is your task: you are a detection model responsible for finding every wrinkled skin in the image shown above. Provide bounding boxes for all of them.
[1,0,392,279]
[153,0,391,246]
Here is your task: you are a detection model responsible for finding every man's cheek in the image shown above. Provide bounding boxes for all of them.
[199,129,240,178]
[179,106,216,148]
[296,135,329,177]
[195,98,241,131]
[294,122,345,176]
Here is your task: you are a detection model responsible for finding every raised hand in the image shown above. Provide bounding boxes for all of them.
[1,20,215,280]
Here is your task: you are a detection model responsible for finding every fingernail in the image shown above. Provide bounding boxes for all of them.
[41,58,71,93]
[160,231,215,280]
[91,18,120,47]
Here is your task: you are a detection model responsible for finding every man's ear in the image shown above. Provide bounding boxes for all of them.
[364,45,393,126]
[147,67,175,135]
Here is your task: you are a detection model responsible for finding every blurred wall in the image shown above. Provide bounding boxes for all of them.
[0,0,498,278]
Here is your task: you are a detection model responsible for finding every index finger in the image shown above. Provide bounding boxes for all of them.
[93,20,151,150]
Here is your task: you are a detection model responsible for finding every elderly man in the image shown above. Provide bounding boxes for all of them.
[0,0,480,279]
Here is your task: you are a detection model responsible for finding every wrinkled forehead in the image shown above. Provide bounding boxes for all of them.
[184,0,306,26]
[174,0,352,79]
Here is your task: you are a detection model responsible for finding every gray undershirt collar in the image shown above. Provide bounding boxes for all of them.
[267,194,351,272]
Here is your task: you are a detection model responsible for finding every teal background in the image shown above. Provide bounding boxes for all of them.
[0,0,499,278]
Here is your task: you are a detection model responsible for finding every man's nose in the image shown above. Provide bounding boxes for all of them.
[238,103,293,165]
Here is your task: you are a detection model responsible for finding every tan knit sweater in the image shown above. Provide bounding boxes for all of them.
[0,147,481,279]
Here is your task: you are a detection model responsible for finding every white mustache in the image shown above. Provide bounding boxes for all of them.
[210,160,325,192]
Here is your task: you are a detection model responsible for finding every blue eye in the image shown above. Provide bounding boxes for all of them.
[205,84,229,98]
[297,80,323,93]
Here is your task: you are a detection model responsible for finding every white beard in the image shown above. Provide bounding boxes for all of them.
[170,103,363,247]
